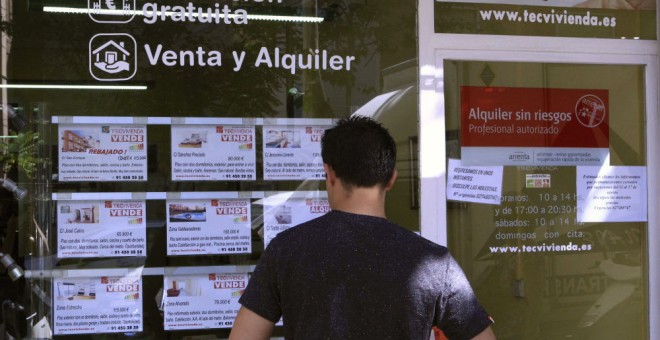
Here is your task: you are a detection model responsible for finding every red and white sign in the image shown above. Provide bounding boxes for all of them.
[460,86,609,166]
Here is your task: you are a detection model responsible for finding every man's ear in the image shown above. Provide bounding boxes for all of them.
[384,169,397,191]
[323,164,336,186]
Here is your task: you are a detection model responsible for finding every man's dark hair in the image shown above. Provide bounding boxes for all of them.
[321,116,396,188]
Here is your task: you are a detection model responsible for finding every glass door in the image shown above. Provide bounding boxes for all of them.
[418,42,659,338]
[442,60,649,339]
[417,0,659,337]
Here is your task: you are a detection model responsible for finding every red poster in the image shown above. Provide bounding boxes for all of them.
[460,86,609,166]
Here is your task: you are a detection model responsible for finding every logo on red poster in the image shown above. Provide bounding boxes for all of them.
[575,95,606,128]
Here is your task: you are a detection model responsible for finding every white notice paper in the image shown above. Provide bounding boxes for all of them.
[263,193,329,246]
[446,158,504,205]
[53,276,143,335]
[57,200,147,258]
[58,124,147,182]
[163,273,248,330]
[166,199,252,255]
[171,125,256,181]
[262,125,327,180]
[577,165,647,222]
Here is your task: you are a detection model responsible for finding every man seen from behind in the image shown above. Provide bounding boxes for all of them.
[230,116,496,340]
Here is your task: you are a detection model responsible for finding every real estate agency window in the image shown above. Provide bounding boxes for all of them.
[0,0,419,338]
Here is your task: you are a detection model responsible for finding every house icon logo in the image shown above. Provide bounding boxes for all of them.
[89,33,137,81]
[88,0,136,24]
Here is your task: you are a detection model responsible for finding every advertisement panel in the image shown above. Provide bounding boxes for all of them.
[171,124,256,181]
[58,124,147,182]
[263,194,329,246]
[53,276,143,335]
[262,125,327,180]
[163,273,248,330]
[166,198,252,255]
[57,200,147,258]
[460,86,609,166]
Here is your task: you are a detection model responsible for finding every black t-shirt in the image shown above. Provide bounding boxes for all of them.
[239,210,492,339]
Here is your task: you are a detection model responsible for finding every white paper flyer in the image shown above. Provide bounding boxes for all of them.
[171,124,256,181]
[576,165,647,222]
[53,276,143,335]
[166,199,252,255]
[163,273,248,330]
[263,193,329,246]
[57,200,147,258]
[262,125,327,180]
[58,124,147,182]
[446,158,504,205]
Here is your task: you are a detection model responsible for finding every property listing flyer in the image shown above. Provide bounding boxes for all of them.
[576,165,647,222]
[262,125,327,180]
[263,194,329,246]
[166,199,251,255]
[163,273,248,330]
[53,276,143,335]
[57,200,147,258]
[58,124,147,182]
[461,86,610,166]
[171,124,256,181]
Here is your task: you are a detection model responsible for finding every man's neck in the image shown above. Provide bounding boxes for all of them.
[330,185,387,218]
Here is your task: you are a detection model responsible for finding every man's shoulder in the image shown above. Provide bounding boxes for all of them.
[266,212,332,246]
[279,211,332,233]
[398,229,451,257]
[269,211,451,257]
